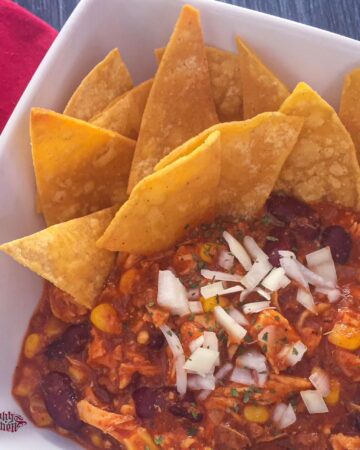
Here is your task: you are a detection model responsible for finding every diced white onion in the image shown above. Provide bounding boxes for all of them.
[184,348,219,377]
[279,275,291,288]
[214,305,247,344]
[243,236,268,261]
[286,341,307,366]
[309,368,330,397]
[280,257,308,289]
[316,287,341,303]
[306,247,337,286]
[241,258,273,289]
[201,269,242,283]
[218,250,235,271]
[255,287,271,300]
[300,390,329,414]
[215,363,233,381]
[188,301,203,314]
[157,270,190,316]
[230,367,254,385]
[297,260,335,289]
[187,287,200,300]
[175,354,187,395]
[228,307,249,326]
[296,288,316,314]
[200,282,243,299]
[197,389,211,401]
[242,301,274,315]
[236,350,267,373]
[278,250,296,259]
[279,404,296,429]
[189,335,204,353]
[222,231,252,271]
[253,370,268,388]
[187,374,215,391]
[200,281,224,299]
[160,324,184,358]
[262,267,287,291]
[272,403,287,424]
[203,331,220,365]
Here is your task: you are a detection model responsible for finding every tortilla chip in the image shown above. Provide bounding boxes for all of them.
[31,108,135,226]
[127,5,218,192]
[64,49,133,121]
[97,131,222,254]
[277,82,360,209]
[90,79,153,139]
[236,37,289,119]
[155,46,242,122]
[339,68,360,162]
[156,113,303,217]
[0,208,116,308]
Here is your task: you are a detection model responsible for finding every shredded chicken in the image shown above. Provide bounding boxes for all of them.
[330,433,360,450]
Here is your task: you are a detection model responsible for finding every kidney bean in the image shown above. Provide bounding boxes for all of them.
[132,387,158,419]
[266,195,320,239]
[148,325,165,350]
[41,372,82,431]
[321,225,352,264]
[45,323,90,359]
[263,227,297,267]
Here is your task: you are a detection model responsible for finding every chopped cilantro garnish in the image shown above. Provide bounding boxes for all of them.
[244,334,253,343]
[233,403,240,413]
[262,344,268,353]
[191,410,199,420]
[166,330,173,336]
[274,315,280,321]
[154,435,164,445]
[197,260,206,270]
[261,215,272,225]
[147,301,155,307]
[188,281,198,289]
[266,235,279,242]
[292,346,299,355]
[231,388,239,398]
[187,426,198,436]
[243,390,252,403]
[262,332,269,342]
[145,446,150,450]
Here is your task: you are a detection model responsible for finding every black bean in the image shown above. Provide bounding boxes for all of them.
[263,227,297,267]
[168,403,203,422]
[321,225,352,264]
[266,195,320,239]
[45,323,90,359]
[41,372,82,431]
[93,384,112,404]
[147,324,165,350]
[132,387,157,419]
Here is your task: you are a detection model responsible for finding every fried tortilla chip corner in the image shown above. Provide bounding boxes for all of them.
[97,130,222,255]
[278,81,360,209]
[0,207,117,308]
[64,48,133,121]
[236,36,289,119]
[127,4,218,191]
[339,67,360,163]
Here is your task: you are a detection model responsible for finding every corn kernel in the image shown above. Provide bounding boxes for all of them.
[90,432,103,447]
[29,395,53,427]
[90,303,122,334]
[137,330,150,345]
[199,243,218,263]
[68,365,87,384]
[24,333,42,359]
[325,379,341,405]
[119,268,138,295]
[120,404,135,415]
[243,405,270,424]
[328,323,360,351]
[200,296,217,312]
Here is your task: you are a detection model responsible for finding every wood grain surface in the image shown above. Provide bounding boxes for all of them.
[13,0,360,41]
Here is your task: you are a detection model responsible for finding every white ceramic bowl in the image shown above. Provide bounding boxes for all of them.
[1,0,360,448]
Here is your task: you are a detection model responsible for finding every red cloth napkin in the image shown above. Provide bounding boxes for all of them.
[0,0,58,131]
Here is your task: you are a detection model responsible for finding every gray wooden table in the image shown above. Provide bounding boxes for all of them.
[12,0,360,41]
